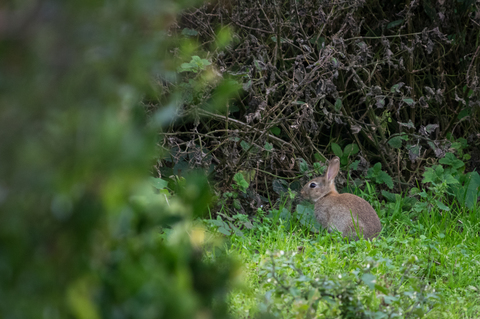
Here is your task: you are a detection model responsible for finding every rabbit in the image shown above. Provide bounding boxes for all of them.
[300,156,382,240]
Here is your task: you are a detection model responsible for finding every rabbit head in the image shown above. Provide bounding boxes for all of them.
[301,156,340,202]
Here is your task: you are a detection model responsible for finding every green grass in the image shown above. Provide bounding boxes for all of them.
[206,196,480,318]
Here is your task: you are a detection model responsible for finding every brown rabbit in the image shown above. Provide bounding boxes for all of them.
[301,156,381,240]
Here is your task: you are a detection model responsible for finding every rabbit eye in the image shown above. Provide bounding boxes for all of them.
[309,183,316,188]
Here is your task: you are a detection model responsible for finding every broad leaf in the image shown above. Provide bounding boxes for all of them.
[439,153,464,170]
[181,28,198,36]
[361,273,376,290]
[331,143,343,157]
[387,19,404,29]
[299,159,309,173]
[377,171,394,189]
[388,136,403,149]
[270,126,281,136]
[436,200,450,211]
[402,98,415,106]
[272,179,289,195]
[381,190,397,203]
[465,171,480,209]
[344,143,359,156]
[150,177,169,190]
[240,140,250,151]
[233,172,249,192]
[334,98,342,111]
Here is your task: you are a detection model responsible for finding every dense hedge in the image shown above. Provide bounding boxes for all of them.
[160,0,480,212]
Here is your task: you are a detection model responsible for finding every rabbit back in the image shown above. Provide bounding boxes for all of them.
[315,192,381,239]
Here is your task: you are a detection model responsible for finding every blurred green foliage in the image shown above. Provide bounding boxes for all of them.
[0,1,238,318]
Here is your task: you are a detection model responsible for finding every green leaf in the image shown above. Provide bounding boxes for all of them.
[425,124,439,134]
[233,172,249,193]
[399,120,415,129]
[390,83,403,93]
[331,57,339,68]
[410,187,421,196]
[413,201,429,213]
[264,142,273,151]
[422,166,439,184]
[215,27,232,49]
[181,28,198,36]
[387,19,404,29]
[210,218,226,227]
[299,159,309,173]
[439,153,464,170]
[465,172,480,209]
[150,177,169,190]
[423,0,437,20]
[272,179,288,195]
[457,107,471,120]
[270,36,287,43]
[436,200,450,211]
[372,162,382,174]
[444,174,459,185]
[233,198,242,209]
[388,136,403,149]
[402,98,415,106]
[408,144,420,161]
[295,203,321,231]
[374,284,390,295]
[334,98,342,111]
[218,226,231,236]
[179,62,196,73]
[228,222,245,237]
[375,97,385,108]
[310,36,326,50]
[383,295,399,304]
[270,126,281,136]
[361,273,376,290]
[350,160,360,170]
[344,144,359,156]
[381,190,397,202]
[240,169,256,183]
[240,140,250,151]
[331,143,343,157]
[404,196,418,209]
[377,171,394,189]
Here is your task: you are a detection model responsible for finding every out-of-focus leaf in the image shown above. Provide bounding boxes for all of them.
[387,19,404,29]
[151,177,169,190]
[334,98,342,111]
[361,273,376,290]
[182,28,199,36]
[402,98,415,106]
[272,179,289,195]
[240,140,250,151]
[399,120,415,129]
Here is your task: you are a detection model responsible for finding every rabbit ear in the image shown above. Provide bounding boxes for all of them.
[326,157,340,181]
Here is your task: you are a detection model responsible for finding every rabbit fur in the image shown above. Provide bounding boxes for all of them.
[301,156,381,240]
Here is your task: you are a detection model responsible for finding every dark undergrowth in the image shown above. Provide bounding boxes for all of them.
[155,0,480,216]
